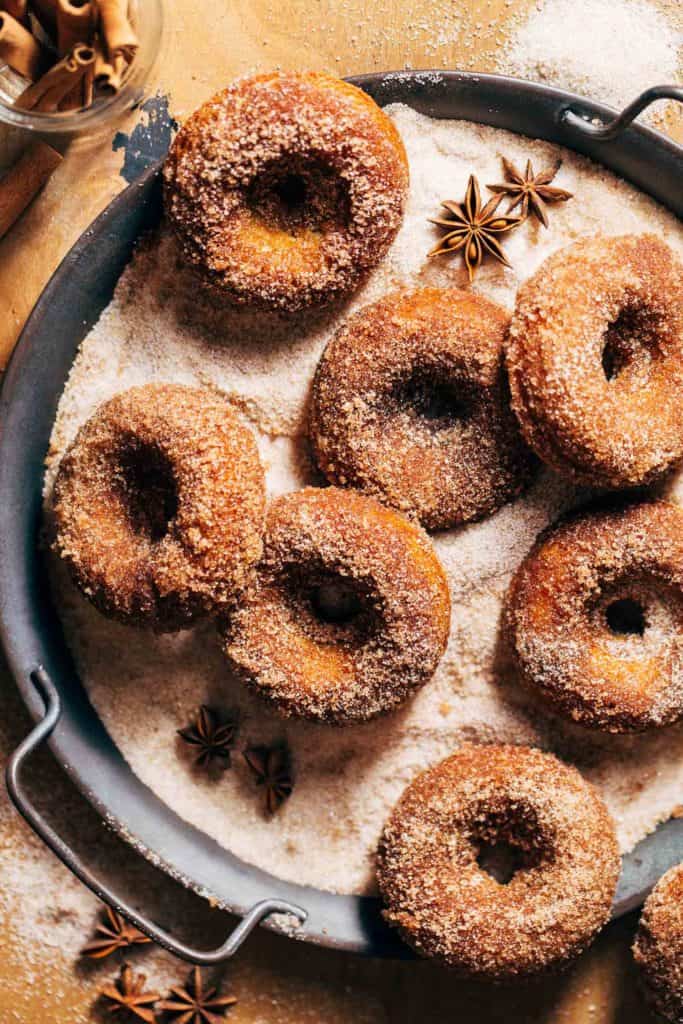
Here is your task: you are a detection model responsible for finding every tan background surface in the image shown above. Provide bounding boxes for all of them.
[0,1,681,1020]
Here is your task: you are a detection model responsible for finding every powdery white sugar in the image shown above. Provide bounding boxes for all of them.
[46,105,683,896]
[503,0,682,121]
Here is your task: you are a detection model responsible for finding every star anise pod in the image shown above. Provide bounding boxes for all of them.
[82,905,152,959]
[487,157,573,227]
[100,963,160,1023]
[158,966,237,1024]
[428,174,524,281]
[177,706,237,769]
[243,744,293,814]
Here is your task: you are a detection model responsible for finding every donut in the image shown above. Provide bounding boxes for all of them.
[221,486,450,723]
[505,501,683,733]
[633,863,683,1023]
[507,234,683,489]
[309,288,534,530]
[377,743,620,979]
[52,384,265,632]
[163,71,409,314]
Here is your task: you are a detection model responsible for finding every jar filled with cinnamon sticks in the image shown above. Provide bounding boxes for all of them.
[0,0,161,133]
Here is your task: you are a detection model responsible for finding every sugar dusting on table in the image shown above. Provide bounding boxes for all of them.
[503,0,682,124]
[45,105,683,896]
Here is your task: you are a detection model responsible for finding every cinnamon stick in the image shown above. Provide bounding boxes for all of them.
[93,32,125,92]
[0,141,62,240]
[15,42,93,110]
[37,42,93,110]
[96,0,137,59]
[55,0,94,107]
[79,53,93,104]
[0,10,49,78]
[56,0,93,52]
[60,38,94,109]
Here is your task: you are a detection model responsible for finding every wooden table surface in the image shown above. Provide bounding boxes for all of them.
[0,2,681,1020]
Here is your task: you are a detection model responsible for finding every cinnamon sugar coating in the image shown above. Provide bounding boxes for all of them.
[507,234,683,488]
[163,71,409,314]
[633,863,683,1023]
[221,486,450,724]
[506,501,683,732]
[52,384,265,632]
[377,743,620,980]
[309,287,535,530]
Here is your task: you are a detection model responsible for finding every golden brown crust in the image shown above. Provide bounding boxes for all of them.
[309,287,535,530]
[506,501,683,732]
[163,71,409,314]
[220,486,450,724]
[507,234,683,489]
[52,384,266,632]
[377,743,620,980]
[633,863,683,1023]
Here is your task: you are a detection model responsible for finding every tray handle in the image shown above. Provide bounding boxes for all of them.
[560,84,683,141]
[5,666,307,964]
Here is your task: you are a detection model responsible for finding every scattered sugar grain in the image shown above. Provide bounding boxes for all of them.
[503,0,682,124]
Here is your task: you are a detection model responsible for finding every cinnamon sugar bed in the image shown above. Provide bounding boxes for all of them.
[45,105,683,896]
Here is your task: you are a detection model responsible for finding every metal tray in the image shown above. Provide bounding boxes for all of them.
[2,71,682,964]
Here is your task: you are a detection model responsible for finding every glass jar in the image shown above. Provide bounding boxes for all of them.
[0,0,163,137]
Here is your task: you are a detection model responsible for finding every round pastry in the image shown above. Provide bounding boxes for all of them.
[507,234,683,489]
[52,384,266,632]
[505,501,683,733]
[163,71,409,314]
[377,743,620,980]
[221,486,450,723]
[309,288,534,530]
[633,863,683,1023]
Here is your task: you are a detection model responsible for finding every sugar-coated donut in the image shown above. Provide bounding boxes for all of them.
[506,501,683,733]
[221,486,450,724]
[309,288,534,530]
[507,234,683,488]
[377,743,620,979]
[163,71,409,313]
[52,384,265,632]
[633,863,683,1023]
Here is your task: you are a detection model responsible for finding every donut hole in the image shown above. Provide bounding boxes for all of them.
[469,807,549,886]
[281,564,379,644]
[247,156,350,235]
[115,442,178,542]
[476,840,525,885]
[594,579,683,658]
[311,577,364,624]
[392,369,475,432]
[601,304,663,382]
[606,597,647,637]
[274,173,308,211]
